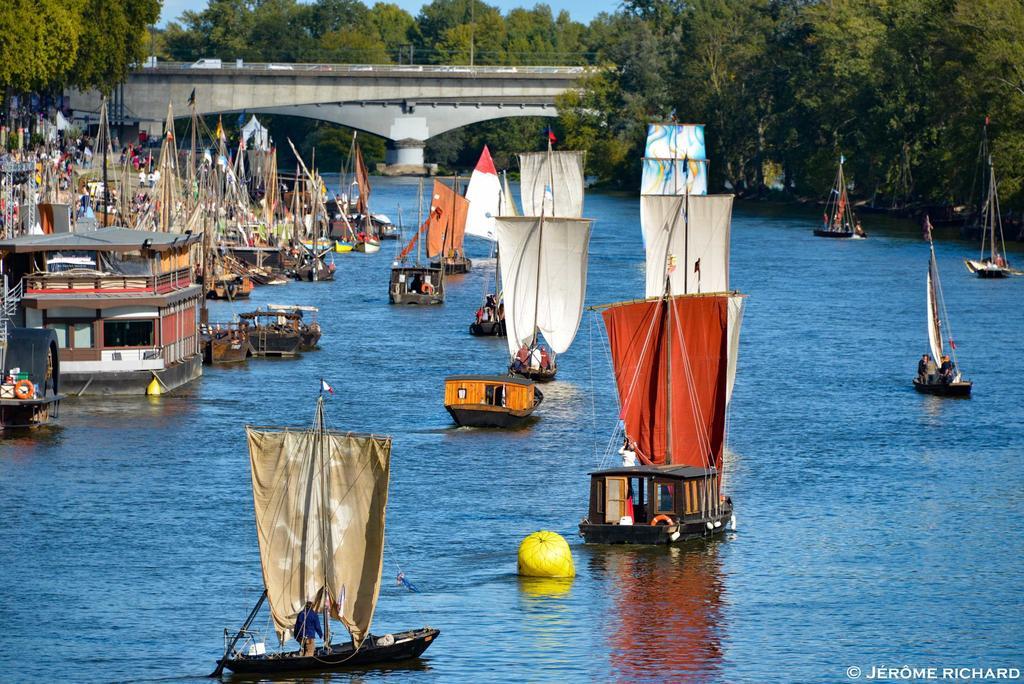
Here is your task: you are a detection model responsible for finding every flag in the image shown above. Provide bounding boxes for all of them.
[215,116,225,142]
[320,379,334,395]
[625,492,635,521]
[187,88,196,106]
[694,257,701,274]
[949,339,957,350]
[546,126,557,143]
[922,214,933,241]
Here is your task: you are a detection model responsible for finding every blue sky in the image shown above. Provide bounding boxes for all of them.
[159,0,621,26]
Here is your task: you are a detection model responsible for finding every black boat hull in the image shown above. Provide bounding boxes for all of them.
[510,364,557,382]
[579,504,733,545]
[221,628,439,675]
[913,378,972,397]
[430,257,473,275]
[813,229,860,239]
[248,332,302,357]
[469,319,506,336]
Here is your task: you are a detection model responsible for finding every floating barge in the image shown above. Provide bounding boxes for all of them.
[443,375,542,428]
[0,228,203,395]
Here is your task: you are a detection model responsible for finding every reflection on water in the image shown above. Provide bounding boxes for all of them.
[588,542,725,681]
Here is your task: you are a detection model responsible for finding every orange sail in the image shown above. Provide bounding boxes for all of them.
[354,143,371,217]
[601,295,729,470]
[427,180,468,259]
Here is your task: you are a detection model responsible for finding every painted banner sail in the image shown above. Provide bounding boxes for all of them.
[641,124,708,197]
[427,180,469,259]
[601,295,729,470]
[518,151,585,217]
[246,416,390,649]
[927,250,944,364]
[465,145,501,241]
[495,216,592,356]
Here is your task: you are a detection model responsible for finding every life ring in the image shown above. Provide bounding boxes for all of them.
[13,380,34,400]
[420,282,435,294]
[650,514,674,526]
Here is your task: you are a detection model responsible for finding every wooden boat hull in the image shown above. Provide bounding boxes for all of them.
[446,388,543,428]
[469,319,506,336]
[203,335,249,364]
[964,259,1010,278]
[248,332,302,357]
[813,229,861,239]
[510,364,557,382]
[431,257,473,275]
[220,628,439,675]
[353,240,381,253]
[390,291,444,305]
[913,378,972,397]
[579,503,733,545]
[0,396,62,430]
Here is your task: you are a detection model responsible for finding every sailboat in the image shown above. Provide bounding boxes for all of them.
[501,138,590,380]
[465,146,509,336]
[964,147,1013,277]
[814,155,866,239]
[916,223,972,396]
[213,392,439,676]
[342,133,385,250]
[390,182,445,305]
[428,178,472,274]
[579,122,742,545]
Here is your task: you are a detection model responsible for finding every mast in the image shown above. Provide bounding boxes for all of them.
[417,177,423,265]
[531,139,554,347]
[101,97,109,226]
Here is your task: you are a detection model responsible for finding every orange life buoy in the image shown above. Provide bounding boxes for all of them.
[650,514,674,526]
[13,380,34,400]
[420,282,435,294]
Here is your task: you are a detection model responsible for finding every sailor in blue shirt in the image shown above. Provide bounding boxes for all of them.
[294,601,323,656]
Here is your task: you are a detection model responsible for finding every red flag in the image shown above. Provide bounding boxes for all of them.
[546,126,557,143]
[949,339,957,350]
[625,492,635,521]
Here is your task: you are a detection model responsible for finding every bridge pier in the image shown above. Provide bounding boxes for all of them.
[384,138,427,175]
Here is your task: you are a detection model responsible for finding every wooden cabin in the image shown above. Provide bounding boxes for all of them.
[444,375,543,428]
[390,266,444,305]
[0,228,203,395]
[579,465,733,544]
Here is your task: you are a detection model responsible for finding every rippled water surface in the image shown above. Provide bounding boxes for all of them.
[1,178,1022,682]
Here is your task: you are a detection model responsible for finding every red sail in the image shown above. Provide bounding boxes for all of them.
[427,180,450,258]
[449,193,469,257]
[354,143,371,217]
[601,295,729,470]
[397,216,431,262]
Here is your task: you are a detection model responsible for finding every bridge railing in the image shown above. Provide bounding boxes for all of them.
[141,62,589,75]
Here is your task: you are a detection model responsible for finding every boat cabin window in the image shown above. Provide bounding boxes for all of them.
[46,321,94,349]
[484,384,505,407]
[457,387,467,400]
[655,482,675,514]
[103,320,155,347]
[604,476,628,524]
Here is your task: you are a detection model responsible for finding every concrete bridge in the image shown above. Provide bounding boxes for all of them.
[66,62,587,171]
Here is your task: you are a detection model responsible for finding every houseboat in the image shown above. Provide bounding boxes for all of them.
[0,227,203,395]
[390,266,445,305]
[238,309,303,357]
[443,375,542,428]
[267,304,321,350]
[579,465,733,544]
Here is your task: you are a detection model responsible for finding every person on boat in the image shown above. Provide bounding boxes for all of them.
[939,355,954,384]
[539,346,551,371]
[293,601,323,657]
[529,345,543,370]
[475,307,484,324]
[917,354,931,381]
[619,436,637,467]
[513,344,529,372]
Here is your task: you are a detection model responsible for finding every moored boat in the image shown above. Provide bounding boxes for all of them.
[427,179,472,274]
[239,309,303,357]
[0,323,62,430]
[267,304,321,350]
[963,132,1013,278]
[443,375,542,428]
[213,391,438,676]
[390,187,446,305]
[200,321,249,364]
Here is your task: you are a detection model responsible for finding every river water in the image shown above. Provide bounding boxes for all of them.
[1,178,1021,682]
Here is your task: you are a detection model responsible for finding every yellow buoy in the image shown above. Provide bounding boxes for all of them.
[146,377,163,396]
[517,530,575,578]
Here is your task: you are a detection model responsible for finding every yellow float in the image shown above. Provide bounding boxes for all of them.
[517,530,575,578]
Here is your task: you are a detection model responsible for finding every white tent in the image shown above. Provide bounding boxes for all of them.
[241,115,270,151]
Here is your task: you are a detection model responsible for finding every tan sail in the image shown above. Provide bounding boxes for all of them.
[246,421,391,648]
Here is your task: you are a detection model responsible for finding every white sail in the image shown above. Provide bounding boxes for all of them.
[927,253,944,364]
[501,172,519,216]
[518,151,585,217]
[496,216,592,356]
[726,295,745,406]
[246,425,390,648]
[465,146,501,241]
[641,194,733,297]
